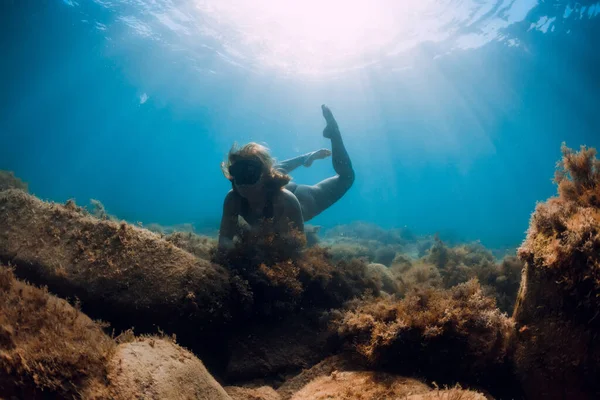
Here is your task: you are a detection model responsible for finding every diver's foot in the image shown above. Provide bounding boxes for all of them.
[304,148,332,167]
[322,104,340,139]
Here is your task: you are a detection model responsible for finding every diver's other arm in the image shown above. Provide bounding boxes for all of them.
[217,190,239,250]
[275,149,332,174]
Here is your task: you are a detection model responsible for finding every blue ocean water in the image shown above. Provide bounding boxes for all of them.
[0,0,599,250]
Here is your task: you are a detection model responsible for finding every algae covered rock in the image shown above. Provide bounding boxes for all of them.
[366,262,401,294]
[333,280,514,392]
[290,371,430,400]
[276,356,359,400]
[165,231,216,261]
[0,170,27,192]
[108,337,231,400]
[391,259,443,295]
[0,266,114,399]
[225,386,281,400]
[278,356,485,400]
[514,144,600,399]
[405,389,487,400]
[0,189,232,367]
[215,223,379,319]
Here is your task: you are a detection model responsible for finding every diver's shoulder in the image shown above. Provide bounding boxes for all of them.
[223,189,241,207]
[278,188,301,207]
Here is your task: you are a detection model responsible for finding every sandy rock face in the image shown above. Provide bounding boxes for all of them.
[108,338,232,400]
[290,371,430,400]
[277,356,485,400]
[366,262,401,294]
[405,389,487,400]
[225,386,281,400]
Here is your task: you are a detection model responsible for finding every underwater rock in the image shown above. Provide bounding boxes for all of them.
[289,371,431,400]
[276,356,363,400]
[404,389,487,400]
[324,221,414,245]
[373,245,397,266]
[0,266,114,399]
[278,356,486,400]
[225,386,281,400]
[145,222,196,235]
[226,314,332,382]
[304,224,321,247]
[322,222,432,263]
[422,238,522,313]
[366,262,401,294]
[0,189,232,366]
[0,170,27,192]
[323,239,375,263]
[426,239,496,288]
[492,255,523,314]
[165,231,216,261]
[514,144,600,399]
[391,259,443,295]
[108,337,231,400]
[333,280,515,393]
[215,224,379,320]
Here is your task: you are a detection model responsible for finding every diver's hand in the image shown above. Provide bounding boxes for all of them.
[322,104,339,139]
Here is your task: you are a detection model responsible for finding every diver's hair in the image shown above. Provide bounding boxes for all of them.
[221,142,291,188]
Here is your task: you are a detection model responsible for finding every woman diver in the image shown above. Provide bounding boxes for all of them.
[218,105,355,250]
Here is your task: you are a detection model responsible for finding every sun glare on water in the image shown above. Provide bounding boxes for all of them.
[193,0,434,73]
[91,0,544,75]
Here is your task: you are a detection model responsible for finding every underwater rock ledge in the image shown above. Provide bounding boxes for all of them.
[0,265,234,399]
[514,144,600,399]
[0,189,232,370]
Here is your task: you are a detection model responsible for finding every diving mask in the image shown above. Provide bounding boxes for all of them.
[228,159,263,185]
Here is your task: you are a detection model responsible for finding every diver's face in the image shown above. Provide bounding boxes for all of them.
[229,159,265,199]
[234,180,264,199]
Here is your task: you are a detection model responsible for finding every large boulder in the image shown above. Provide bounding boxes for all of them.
[108,337,231,400]
[514,145,600,399]
[290,371,430,400]
[277,356,485,400]
[0,189,232,368]
[225,386,280,400]
[366,262,401,294]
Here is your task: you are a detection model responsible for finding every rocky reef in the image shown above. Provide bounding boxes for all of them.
[332,280,515,394]
[514,144,600,399]
[1,143,600,399]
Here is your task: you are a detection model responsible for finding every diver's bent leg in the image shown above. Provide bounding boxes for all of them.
[330,132,354,181]
[292,174,354,222]
[294,118,355,220]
